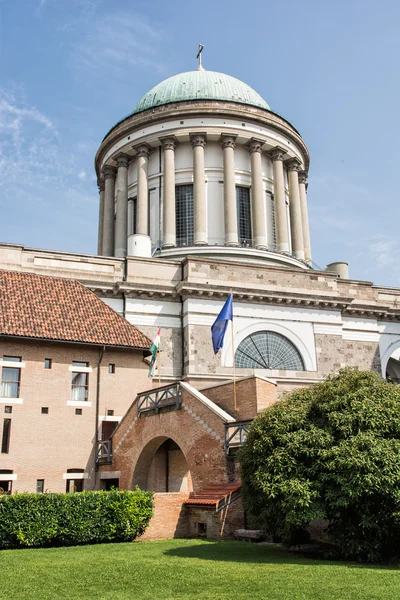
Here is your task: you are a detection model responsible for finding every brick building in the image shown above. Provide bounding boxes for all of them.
[0,270,150,493]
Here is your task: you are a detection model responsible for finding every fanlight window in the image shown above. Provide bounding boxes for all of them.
[235,331,305,371]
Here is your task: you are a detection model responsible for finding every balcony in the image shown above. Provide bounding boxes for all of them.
[137,383,181,417]
[96,439,112,465]
[225,421,252,454]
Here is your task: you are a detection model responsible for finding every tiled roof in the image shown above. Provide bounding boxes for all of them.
[0,270,151,349]
[185,482,241,508]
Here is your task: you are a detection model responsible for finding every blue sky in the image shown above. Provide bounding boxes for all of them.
[0,0,399,285]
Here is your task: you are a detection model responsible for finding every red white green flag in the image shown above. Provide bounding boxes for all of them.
[148,327,161,378]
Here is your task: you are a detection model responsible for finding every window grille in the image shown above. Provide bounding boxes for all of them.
[176,184,194,246]
[236,186,252,243]
[235,331,305,370]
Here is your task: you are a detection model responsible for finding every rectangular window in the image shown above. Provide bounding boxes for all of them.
[1,419,11,454]
[75,408,82,415]
[4,406,12,414]
[1,364,20,398]
[236,186,252,243]
[66,479,83,493]
[128,197,137,236]
[271,195,276,249]
[107,409,114,416]
[41,407,49,414]
[71,362,89,402]
[36,479,44,493]
[44,358,52,369]
[176,184,194,246]
[2,356,21,362]
[108,364,115,374]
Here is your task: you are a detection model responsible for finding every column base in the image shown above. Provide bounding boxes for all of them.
[162,242,176,249]
[277,242,290,253]
[253,237,267,250]
[294,250,305,260]
[114,247,127,258]
[194,233,208,246]
[224,242,239,247]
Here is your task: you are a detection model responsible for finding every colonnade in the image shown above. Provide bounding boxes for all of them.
[97,137,312,263]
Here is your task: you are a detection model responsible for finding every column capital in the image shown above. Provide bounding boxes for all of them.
[190,133,207,148]
[247,138,264,154]
[159,136,178,151]
[133,144,151,159]
[298,170,308,185]
[102,165,117,180]
[115,153,130,169]
[269,146,287,162]
[97,177,105,192]
[285,157,302,172]
[219,134,237,150]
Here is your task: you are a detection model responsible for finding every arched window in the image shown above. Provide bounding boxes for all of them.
[235,331,305,370]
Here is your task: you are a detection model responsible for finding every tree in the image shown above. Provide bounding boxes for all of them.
[240,368,400,562]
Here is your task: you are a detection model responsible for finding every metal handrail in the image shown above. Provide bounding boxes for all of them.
[96,439,112,463]
[225,420,252,454]
[137,382,181,416]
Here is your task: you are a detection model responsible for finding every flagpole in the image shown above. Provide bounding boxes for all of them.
[229,290,237,412]
[158,349,161,386]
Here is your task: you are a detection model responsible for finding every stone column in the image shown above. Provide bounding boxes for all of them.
[269,146,289,253]
[299,171,312,262]
[114,154,129,258]
[286,158,305,260]
[220,134,238,246]
[190,133,207,245]
[248,138,267,249]
[160,136,178,248]
[97,178,105,255]
[135,144,151,236]
[102,165,117,257]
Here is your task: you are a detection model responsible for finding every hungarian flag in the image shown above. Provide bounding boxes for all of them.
[148,327,161,378]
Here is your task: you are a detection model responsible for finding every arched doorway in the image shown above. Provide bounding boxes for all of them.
[132,437,193,493]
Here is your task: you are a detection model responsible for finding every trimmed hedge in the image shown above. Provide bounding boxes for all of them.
[0,488,153,549]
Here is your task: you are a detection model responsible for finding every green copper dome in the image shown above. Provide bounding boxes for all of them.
[131,69,270,115]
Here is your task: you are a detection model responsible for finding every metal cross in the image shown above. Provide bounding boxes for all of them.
[196,44,204,69]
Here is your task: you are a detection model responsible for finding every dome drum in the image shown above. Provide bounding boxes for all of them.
[95,70,312,269]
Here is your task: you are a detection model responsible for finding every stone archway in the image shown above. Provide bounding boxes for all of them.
[132,436,193,493]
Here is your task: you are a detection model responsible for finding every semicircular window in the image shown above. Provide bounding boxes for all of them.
[235,331,305,371]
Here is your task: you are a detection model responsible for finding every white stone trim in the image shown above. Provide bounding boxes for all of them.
[69,366,92,373]
[99,415,122,422]
[313,323,343,336]
[180,382,235,422]
[67,401,92,407]
[126,314,180,328]
[99,471,121,480]
[0,361,25,368]
[63,472,88,480]
[342,331,380,342]
[0,398,23,404]
[0,474,17,481]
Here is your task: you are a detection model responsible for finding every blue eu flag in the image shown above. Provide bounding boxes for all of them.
[211,294,233,354]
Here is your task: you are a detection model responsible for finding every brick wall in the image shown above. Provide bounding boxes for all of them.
[188,496,245,539]
[0,338,148,493]
[140,492,189,540]
[202,377,277,420]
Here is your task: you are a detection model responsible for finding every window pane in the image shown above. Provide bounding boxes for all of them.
[236,186,252,243]
[1,419,11,454]
[72,372,87,386]
[1,367,20,398]
[2,356,21,362]
[36,479,44,493]
[44,359,52,369]
[176,184,194,246]
[235,331,305,371]
[72,361,88,368]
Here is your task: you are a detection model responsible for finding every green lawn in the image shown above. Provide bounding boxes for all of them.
[2,539,400,600]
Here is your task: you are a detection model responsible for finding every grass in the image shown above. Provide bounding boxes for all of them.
[1,539,400,600]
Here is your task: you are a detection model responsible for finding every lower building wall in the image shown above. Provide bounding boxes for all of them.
[140,492,190,540]
[188,496,245,539]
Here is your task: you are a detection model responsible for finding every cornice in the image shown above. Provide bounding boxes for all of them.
[95,100,310,176]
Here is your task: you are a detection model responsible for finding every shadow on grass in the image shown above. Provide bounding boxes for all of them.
[164,540,400,570]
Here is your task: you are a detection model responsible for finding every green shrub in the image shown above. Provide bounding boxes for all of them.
[0,488,153,549]
[239,368,400,562]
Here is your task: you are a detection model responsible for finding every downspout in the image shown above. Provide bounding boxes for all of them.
[94,345,105,485]
[180,262,185,379]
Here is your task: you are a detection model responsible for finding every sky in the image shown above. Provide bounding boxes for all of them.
[0,0,400,286]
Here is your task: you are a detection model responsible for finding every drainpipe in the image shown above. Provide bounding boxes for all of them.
[180,262,185,379]
[94,345,105,487]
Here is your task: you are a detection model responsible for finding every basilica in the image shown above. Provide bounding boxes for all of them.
[1,59,400,537]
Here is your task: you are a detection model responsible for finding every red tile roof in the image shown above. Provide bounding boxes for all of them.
[0,270,151,349]
[185,482,241,508]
